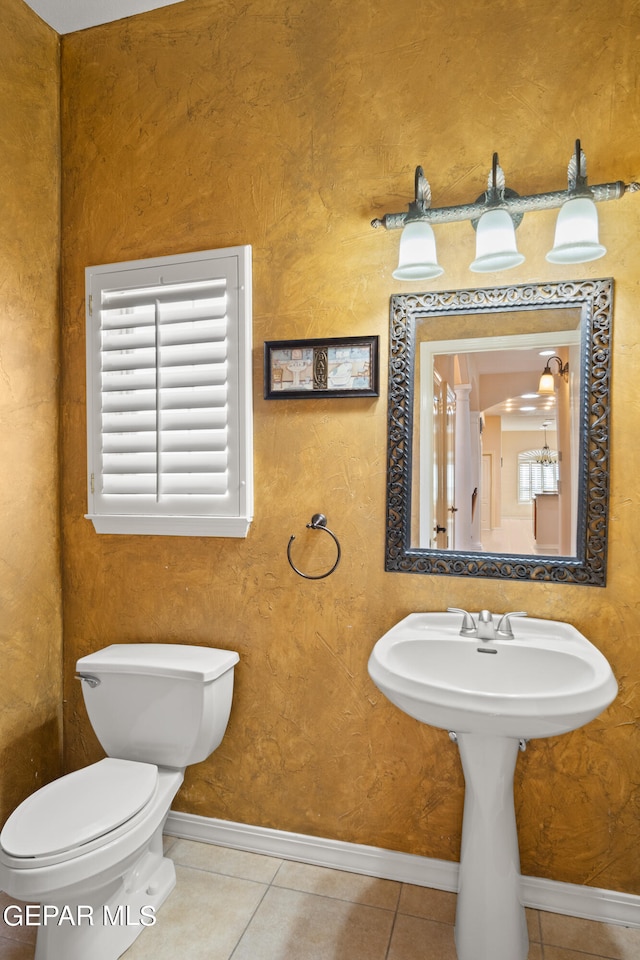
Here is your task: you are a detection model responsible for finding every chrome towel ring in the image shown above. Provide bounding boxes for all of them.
[287,513,342,580]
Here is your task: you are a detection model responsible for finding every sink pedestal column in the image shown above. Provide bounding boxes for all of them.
[454,732,528,960]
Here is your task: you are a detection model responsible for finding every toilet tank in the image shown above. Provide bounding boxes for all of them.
[76,644,239,768]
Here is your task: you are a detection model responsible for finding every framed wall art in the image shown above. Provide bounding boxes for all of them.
[264,336,379,399]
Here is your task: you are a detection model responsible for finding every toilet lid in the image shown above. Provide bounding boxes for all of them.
[1,758,158,858]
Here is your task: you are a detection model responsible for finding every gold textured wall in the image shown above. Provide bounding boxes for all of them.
[0,0,62,822]
[60,0,640,893]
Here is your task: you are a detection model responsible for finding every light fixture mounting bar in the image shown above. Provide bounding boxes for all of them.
[372,162,638,231]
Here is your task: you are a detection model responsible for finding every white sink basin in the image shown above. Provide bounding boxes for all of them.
[368,612,617,738]
[368,612,618,960]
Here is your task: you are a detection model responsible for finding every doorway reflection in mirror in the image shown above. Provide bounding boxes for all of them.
[415,317,580,557]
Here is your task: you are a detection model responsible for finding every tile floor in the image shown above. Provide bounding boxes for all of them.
[0,838,638,959]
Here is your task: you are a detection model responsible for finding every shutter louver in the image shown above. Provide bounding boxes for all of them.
[86,247,253,536]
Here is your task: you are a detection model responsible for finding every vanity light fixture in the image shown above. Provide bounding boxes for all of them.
[469,154,525,273]
[392,171,444,279]
[372,140,639,279]
[393,221,443,280]
[538,356,569,395]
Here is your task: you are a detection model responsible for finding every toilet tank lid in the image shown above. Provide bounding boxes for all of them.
[76,643,239,681]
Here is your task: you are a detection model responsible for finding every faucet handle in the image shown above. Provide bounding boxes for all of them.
[447,607,477,635]
[496,611,528,638]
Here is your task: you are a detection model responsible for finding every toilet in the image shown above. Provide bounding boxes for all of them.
[0,643,239,960]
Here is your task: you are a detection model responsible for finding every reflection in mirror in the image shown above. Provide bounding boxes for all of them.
[415,314,581,555]
[386,279,612,584]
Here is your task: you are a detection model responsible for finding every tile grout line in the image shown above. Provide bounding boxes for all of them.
[167,844,278,960]
[226,882,272,960]
[383,908,400,960]
[165,842,635,960]
[383,876,404,960]
[224,856,402,960]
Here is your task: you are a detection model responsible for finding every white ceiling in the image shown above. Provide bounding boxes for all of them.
[23,0,185,34]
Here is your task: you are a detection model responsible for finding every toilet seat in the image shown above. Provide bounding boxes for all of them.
[1,758,158,860]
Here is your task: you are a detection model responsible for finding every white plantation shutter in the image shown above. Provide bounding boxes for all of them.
[85,246,253,536]
[517,451,558,504]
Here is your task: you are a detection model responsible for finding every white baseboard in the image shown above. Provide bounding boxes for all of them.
[165,811,640,929]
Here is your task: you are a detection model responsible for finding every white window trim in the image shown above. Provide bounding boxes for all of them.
[85,246,253,537]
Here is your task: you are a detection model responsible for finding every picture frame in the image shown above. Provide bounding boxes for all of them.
[264,336,379,399]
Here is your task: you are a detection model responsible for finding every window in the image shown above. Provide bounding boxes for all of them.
[517,449,558,504]
[85,246,253,536]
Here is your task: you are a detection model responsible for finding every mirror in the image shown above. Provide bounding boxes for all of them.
[385,278,612,584]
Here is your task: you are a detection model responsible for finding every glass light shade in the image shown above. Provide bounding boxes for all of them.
[546,196,606,264]
[469,209,525,273]
[392,221,444,280]
[538,372,556,395]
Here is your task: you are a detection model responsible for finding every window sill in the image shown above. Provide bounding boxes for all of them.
[86,514,252,537]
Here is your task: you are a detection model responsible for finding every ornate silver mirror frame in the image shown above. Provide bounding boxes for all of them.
[385,278,612,585]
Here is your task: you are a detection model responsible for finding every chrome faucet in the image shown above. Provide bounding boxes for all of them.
[447,607,527,642]
[477,609,497,641]
[495,610,528,638]
[446,607,477,635]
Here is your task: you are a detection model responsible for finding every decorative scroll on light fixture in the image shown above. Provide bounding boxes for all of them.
[538,355,569,395]
[372,141,639,280]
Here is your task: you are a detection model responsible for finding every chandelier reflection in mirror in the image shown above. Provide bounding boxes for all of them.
[534,423,558,468]
[371,141,639,279]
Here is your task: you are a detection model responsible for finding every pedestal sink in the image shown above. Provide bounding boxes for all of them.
[367,611,617,960]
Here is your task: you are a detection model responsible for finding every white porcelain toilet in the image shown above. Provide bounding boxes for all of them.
[0,643,239,960]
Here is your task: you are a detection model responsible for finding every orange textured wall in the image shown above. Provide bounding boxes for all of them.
[60,0,640,893]
[0,0,62,821]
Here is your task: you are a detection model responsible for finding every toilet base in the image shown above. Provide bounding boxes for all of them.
[33,848,176,960]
